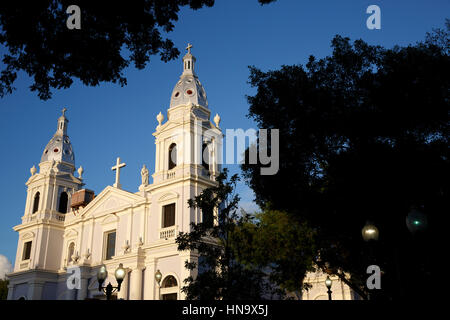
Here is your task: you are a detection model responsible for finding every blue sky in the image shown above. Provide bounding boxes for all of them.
[0,0,448,265]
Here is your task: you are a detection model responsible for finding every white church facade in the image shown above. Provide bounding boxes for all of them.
[6,45,354,300]
[7,45,224,300]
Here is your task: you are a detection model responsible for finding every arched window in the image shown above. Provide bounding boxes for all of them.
[168,143,177,170]
[58,192,68,213]
[161,275,178,300]
[67,242,75,263]
[162,275,178,288]
[202,143,210,171]
[32,192,40,214]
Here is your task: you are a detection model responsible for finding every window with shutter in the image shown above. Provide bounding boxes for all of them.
[163,203,176,228]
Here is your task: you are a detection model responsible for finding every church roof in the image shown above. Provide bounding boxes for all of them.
[169,43,208,109]
[40,108,75,168]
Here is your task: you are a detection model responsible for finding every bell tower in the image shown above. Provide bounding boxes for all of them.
[13,109,84,274]
[152,44,222,186]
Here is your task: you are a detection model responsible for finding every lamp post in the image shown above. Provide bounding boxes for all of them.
[325,276,332,300]
[406,206,427,234]
[155,269,162,300]
[362,221,379,242]
[97,263,126,300]
[361,221,379,300]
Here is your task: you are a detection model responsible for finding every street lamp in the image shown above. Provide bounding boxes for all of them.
[155,269,162,300]
[406,206,427,234]
[325,276,332,300]
[362,221,379,241]
[97,263,126,300]
[361,221,379,300]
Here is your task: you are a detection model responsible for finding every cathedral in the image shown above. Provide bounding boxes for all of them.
[7,44,224,300]
[6,45,353,300]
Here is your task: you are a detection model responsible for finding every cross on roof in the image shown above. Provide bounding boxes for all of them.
[111,157,126,189]
[186,43,193,54]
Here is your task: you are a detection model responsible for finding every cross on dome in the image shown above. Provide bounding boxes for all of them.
[186,43,193,54]
[170,42,208,108]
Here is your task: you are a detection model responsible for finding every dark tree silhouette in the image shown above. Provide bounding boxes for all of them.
[176,169,283,300]
[242,22,449,300]
[0,0,276,100]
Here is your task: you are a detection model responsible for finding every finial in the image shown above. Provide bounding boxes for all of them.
[30,165,37,176]
[186,43,193,54]
[214,114,221,128]
[157,111,164,127]
[77,166,83,179]
[62,107,67,117]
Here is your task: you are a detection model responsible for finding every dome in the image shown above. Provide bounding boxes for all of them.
[169,44,208,109]
[40,108,75,167]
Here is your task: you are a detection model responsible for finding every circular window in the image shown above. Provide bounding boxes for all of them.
[174,92,180,98]
[64,149,72,155]
[186,89,193,95]
[53,148,60,153]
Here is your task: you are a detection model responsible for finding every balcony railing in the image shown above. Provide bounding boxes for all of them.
[19,260,30,270]
[166,170,176,180]
[159,225,177,239]
[52,213,66,222]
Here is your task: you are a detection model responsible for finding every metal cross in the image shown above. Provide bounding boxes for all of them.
[186,43,193,54]
[111,157,126,189]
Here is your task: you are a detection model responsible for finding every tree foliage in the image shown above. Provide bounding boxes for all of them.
[0,0,275,100]
[0,279,8,300]
[176,169,283,300]
[242,22,449,299]
[234,210,317,298]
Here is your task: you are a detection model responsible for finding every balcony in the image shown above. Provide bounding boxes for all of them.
[19,260,30,270]
[159,225,177,240]
[166,170,176,180]
[52,213,66,222]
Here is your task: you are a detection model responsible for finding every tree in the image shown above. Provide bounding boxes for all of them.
[0,279,8,300]
[242,23,449,299]
[0,0,276,100]
[234,209,317,299]
[175,169,282,300]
